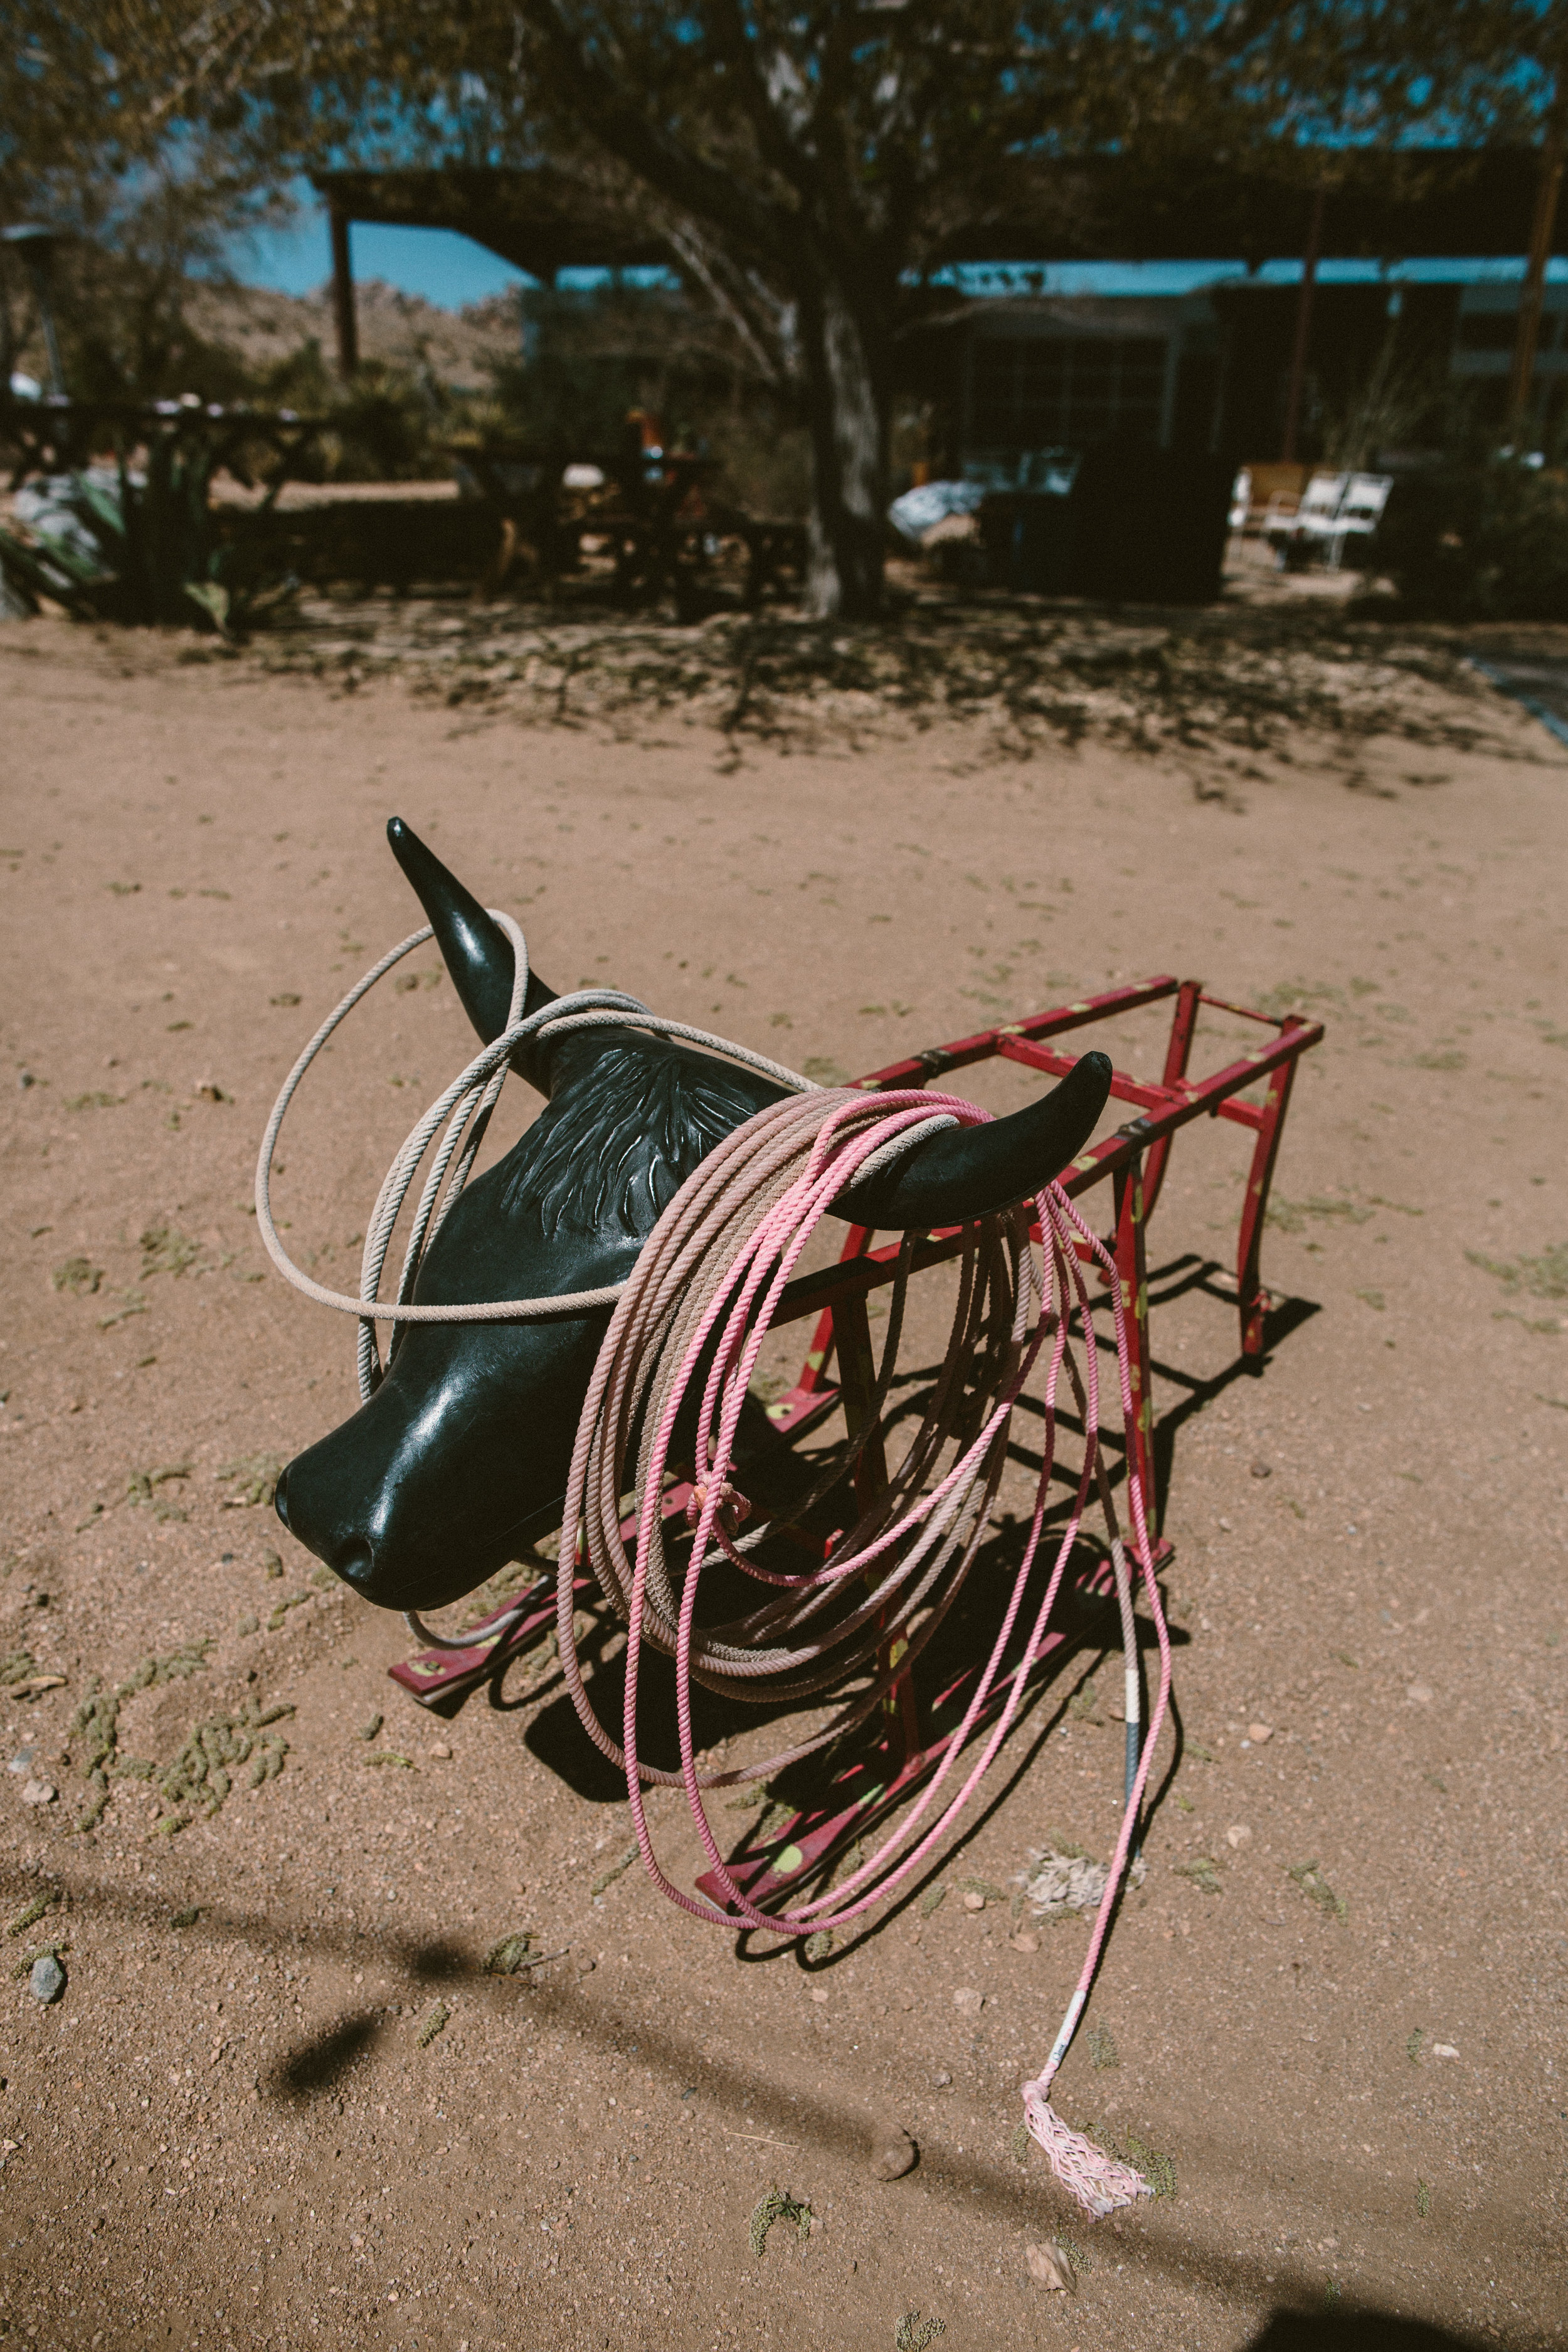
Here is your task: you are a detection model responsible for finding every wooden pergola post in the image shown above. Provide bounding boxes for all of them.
[329,204,359,381]
[1508,128,1565,441]
[1280,183,1327,464]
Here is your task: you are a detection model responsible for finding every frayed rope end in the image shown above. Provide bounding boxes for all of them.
[1020,2080,1154,2221]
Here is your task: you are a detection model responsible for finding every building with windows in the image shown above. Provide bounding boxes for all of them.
[946,292,1218,482]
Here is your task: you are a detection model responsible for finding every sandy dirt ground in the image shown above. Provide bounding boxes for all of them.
[0,603,1564,2352]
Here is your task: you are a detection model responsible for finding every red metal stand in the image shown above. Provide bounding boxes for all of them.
[393,977,1323,1883]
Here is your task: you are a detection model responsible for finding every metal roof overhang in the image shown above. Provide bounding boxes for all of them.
[315,147,1557,282]
[313,166,668,281]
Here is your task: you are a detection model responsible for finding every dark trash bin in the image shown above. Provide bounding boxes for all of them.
[980,447,1232,605]
[978,489,1076,595]
[1069,445,1234,603]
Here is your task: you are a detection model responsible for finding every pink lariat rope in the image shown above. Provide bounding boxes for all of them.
[555,1088,1172,2221]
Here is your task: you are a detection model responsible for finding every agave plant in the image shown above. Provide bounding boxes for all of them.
[0,416,292,634]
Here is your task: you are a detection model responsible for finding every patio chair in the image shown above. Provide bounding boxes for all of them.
[1317,472,1394,569]
[1266,470,1346,566]
[1227,467,1253,532]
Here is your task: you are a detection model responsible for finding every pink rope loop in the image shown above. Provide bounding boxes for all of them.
[553,1090,1172,2212]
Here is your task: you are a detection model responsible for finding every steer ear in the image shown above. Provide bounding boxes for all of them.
[833,1052,1113,1229]
[387,817,558,1089]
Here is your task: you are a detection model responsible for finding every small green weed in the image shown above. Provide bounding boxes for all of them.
[1099,2126,1177,2199]
[1087,2024,1120,2071]
[5,1893,51,1937]
[11,1939,68,1980]
[51,1256,102,1296]
[1416,2177,1431,2218]
[138,1224,207,1278]
[590,1842,638,1897]
[1172,1856,1222,1895]
[216,1454,283,1508]
[1466,1241,1568,1302]
[1265,1194,1372,1236]
[125,1463,192,1522]
[895,2317,945,2351]
[68,1641,214,1832]
[749,2187,812,2257]
[151,1697,293,1833]
[484,1934,534,1976]
[1288,1859,1348,1920]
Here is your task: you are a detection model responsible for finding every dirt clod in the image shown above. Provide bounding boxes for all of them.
[869,2127,918,2181]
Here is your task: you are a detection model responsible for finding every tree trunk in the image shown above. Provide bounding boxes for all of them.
[798,273,888,620]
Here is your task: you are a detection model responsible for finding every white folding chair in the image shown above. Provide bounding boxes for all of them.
[1266,470,1346,564]
[1322,473,1393,568]
[1228,467,1253,532]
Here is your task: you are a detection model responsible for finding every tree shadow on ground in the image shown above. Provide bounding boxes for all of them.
[1244,2313,1490,2352]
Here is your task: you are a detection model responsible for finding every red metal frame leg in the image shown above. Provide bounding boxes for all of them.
[1234,1044,1301,1357]
[832,1291,919,1757]
[1142,978,1203,1223]
[1111,1156,1157,1523]
[793,1224,872,1398]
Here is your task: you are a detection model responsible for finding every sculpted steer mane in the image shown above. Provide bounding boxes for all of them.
[499,1039,780,1241]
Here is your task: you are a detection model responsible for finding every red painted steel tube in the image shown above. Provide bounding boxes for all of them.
[1144,979,1203,1222]
[1234,1048,1302,1356]
[1111,1157,1155,1515]
[852,976,1180,1093]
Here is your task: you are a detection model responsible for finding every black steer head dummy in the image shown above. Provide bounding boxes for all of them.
[273,818,1112,1614]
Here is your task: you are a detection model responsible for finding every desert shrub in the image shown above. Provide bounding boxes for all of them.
[242,341,452,481]
[1369,458,1568,621]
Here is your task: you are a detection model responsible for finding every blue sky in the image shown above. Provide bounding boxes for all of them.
[242,191,529,307]
[240,184,1552,311]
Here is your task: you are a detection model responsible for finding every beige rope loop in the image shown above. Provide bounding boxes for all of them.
[257,915,959,1656]
[251,911,896,1350]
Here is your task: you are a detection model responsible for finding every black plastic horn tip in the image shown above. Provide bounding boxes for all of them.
[833,1048,1114,1230]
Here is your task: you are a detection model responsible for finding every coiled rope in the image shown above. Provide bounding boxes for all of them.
[257,916,1173,2219]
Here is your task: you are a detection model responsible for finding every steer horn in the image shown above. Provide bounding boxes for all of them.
[388,817,560,1089]
[832,1051,1113,1229]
